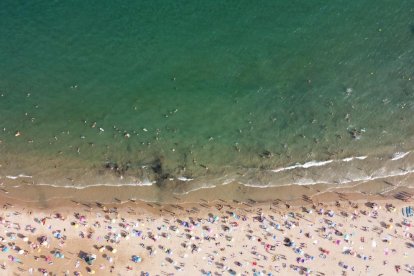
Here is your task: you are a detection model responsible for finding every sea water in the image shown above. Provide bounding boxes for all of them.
[1,1,414,193]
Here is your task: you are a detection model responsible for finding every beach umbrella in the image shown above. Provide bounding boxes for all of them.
[132,255,142,263]
[295,248,304,255]
[2,247,9,252]
[133,230,142,237]
[84,254,96,265]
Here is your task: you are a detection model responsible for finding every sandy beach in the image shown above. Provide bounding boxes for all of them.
[0,186,413,276]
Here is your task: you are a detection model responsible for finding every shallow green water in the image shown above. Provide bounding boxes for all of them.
[1,1,414,191]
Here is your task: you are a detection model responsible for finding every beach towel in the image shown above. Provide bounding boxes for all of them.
[402,206,414,217]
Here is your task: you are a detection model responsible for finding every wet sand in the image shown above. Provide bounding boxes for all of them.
[2,168,414,206]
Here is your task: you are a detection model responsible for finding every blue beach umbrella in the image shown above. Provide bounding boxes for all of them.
[132,255,142,263]
[54,252,64,258]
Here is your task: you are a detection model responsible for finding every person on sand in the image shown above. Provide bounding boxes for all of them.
[395,265,401,273]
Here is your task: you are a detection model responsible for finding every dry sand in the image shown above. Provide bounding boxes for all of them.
[0,187,413,276]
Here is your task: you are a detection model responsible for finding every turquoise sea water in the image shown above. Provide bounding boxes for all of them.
[1,1,414,193]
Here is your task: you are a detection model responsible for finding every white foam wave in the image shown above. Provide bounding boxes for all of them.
[271,155,369,173]
[294,178,329,185]
[177,176,194,182]
[222,178,235,185]
[173,184,217,195]
[339,168,414,184]
[242,180,329,188]
[6,174,33,180]
[342,156,367,162]
[32,181,154,189]
[391,151,410,161]
[271,160,333,173]
[173,176,237,194]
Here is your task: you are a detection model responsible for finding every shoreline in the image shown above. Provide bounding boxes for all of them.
[1,146,414,196]
[1,171,414,208]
